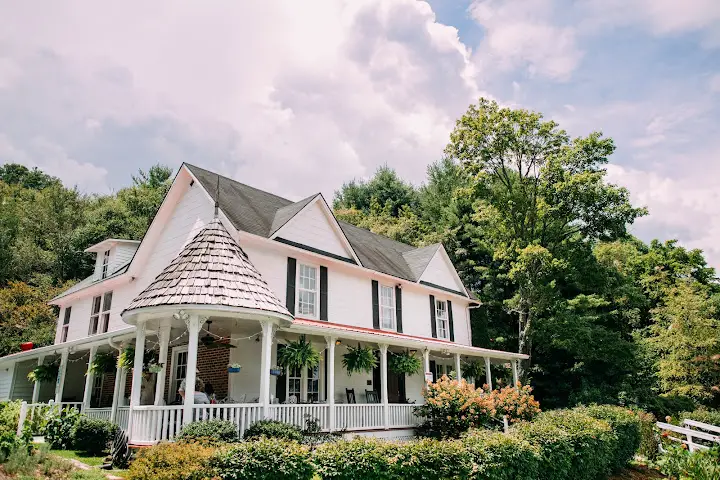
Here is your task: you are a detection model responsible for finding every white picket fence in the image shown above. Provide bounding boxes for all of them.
[656,419,720,452]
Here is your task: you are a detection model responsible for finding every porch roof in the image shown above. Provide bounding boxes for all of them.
[287,318,529,360]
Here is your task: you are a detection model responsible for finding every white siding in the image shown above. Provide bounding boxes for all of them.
[10,360,35,401]
[112,244,137,271]
[327,266,373,329]
[420,250,466,294]
[59,295,95,343]
[275,202,352,260]
[0,363,14,401]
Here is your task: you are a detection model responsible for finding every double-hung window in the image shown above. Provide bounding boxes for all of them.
[306,366,320,402]
[287,366,302,402]
[89,292,112,335]
[435,299,449,339]
[380,285,395,330]
[297,264,318,318]
[101,250,110,279]
[60,307,71,342]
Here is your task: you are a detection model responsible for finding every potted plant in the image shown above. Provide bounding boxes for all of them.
[277,335,320,370]
[27,362,59,383]
[269,366,283,376]
[388,351,421,376]
[147,363,164,374]
[88,352,117,376]
[228,363,242,373]
[342,344,377,375]
[20,342,33,351]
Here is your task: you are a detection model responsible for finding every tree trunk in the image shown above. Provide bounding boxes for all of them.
[517,308,531,383]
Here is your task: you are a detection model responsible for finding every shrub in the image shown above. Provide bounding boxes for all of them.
[462,429,540,480]
[44,408,81,450]
[645,394,696,419]
[0,401,30,461]
[415,376,495,439]
[313,437,397,480]
[582,405,641,472]
[127,441,215,480]
[487,384,541,423]
[393,438,473,479]
[533,409,615,480]
[71,417,119,455]
[211,437,314,480]
[510,420,573,480]
[243,419,302,442]
[177,419,240,444]
[656,444,720,480]
[675,407,720,427]
[633,409,659,461]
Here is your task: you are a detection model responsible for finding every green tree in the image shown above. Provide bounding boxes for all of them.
[0,163,60,190]
[333,166,418,217]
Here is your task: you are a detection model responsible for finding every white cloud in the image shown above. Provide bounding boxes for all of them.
[710,74,720,92]
[0,0,484,198]
[469,0,584,80]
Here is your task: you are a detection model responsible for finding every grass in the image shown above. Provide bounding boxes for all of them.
[49,450,107,468]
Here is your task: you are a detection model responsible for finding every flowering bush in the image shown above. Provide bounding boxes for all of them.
[487,384,541,423]
[414,375,495,438]
[128,441,215,480]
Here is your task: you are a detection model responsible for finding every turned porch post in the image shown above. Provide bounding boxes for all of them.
[82,345,98,411]
[154,324,171,406]
[454,353,462,382]
[484,357,492,390]
[183,314,204,425]
[31,355,45,404]
[379,344,389,429]
[423,349,430,382]
[511,359,519,387]
[325,336,336,431]
[127,322,147,437]
[259,321,274,419]
[54,348,69,404]
[110,364,125,423]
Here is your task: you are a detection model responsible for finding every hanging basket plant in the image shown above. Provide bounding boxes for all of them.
[117,347,158,373]
[342,344,377,375]
[388,351,421,376]
[28,362,59,384]
[277,335,320,370]
[88,352,117,376]
[117,347,134,369]
[461,360,485,380]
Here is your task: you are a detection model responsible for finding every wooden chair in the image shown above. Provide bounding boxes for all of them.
[365,390,379,403]
[346,388,356,404]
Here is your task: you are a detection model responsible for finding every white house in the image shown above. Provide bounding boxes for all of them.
[0,163,526,444]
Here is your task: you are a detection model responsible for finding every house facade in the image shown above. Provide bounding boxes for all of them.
[0,164,526,444]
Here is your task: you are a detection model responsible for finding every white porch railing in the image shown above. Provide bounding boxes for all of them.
[269,404,329,430]
[192,404,263,438]
[85,407,130,431]
[388,404,417,428]
[335,404,384,431]
[130,405,185,445]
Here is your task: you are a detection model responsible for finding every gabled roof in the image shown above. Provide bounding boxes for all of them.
[122,217,292,320]
[185,163,467,291]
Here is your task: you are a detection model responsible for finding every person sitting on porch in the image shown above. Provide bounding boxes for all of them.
[205,382,216,404]
[179,377,210,404]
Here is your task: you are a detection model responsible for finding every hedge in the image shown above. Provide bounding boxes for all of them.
[211,437,315,480]
[71,417,119,455]
[128,442,215,480]
[242,419,303,442]
[462,429,540,480]
[177,419,240,444]
[581,405,641,473]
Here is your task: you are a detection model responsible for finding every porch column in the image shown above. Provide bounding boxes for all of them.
[325,337,336,431]
[259,321,274,419]
[454,353,462,382]
[511,359,519,387]
[484,357,492,390]
[423,349,430,382]
[110,365,125,423]
[379,344,389,429]
[82,346,98,411]
[183,314,204,425]
[31,355,45,404]
[127,322,147,439]
[54,348,69,403]
[154,324,171,406]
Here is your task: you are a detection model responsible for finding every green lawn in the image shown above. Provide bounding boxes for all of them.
[50,449,106,467]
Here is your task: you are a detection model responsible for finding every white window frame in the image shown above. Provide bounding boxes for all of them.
[435,299,449,340]
[169,345,189,404]
[101,250,110,279]
[296,263,319,319]
[91,374,104,407]
[99,292,112,334]
[286,366,302,402]
[379,285,395,330]
[60,307,71,342]
[88,296,102,335]
[306,365,320,403]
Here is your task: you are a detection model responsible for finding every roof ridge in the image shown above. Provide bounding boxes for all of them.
[184,163,293,205]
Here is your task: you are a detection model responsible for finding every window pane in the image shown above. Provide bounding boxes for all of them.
[63,307,72,325]
[102,292,113,312]
[92,296,102,315]
[298,291,316,316]
[381,306,394,329]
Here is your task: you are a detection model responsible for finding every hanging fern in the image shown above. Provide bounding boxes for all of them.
[388,351,421,376]
[117,347,135,369]
[342,344,377,375]
[28,363,59,383]
[88,352,116,376]
[461,360,485,380]
[277,335,320,369]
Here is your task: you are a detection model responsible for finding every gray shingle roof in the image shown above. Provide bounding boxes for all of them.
[403,244,441,280]
[123,217,292,318]
[186,164,442,284]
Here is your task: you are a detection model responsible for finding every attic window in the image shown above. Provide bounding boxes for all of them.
[101,250,110,279]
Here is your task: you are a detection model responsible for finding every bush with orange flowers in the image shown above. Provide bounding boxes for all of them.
[414,375,495,439]
[487,383,541,423]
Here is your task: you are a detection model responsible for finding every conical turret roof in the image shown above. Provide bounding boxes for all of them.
[122,218,292,320]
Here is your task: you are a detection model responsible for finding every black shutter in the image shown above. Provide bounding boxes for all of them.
[286,258,296,315]
[320,266,328,321]
[448,300,455,342]
[429,295,437,338]
[429,360,437,383]
[371,280,380,329]
[275,344,287,403]
[395,286,403,333]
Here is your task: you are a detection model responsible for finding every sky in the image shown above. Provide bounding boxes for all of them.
[0,0,719,264]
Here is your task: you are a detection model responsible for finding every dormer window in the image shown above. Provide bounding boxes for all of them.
[101,250,110,279]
